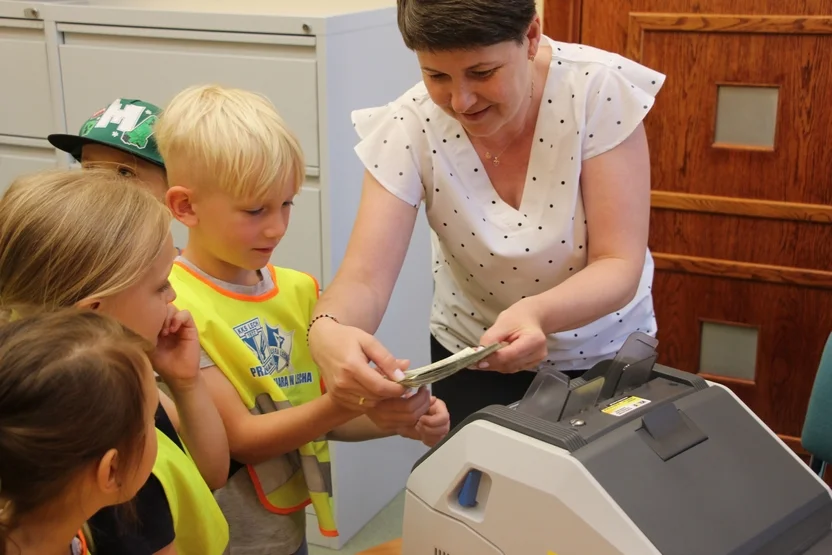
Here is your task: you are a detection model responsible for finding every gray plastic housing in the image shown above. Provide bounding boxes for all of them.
[415,364,832,555]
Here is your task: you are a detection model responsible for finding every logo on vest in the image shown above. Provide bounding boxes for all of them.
[234,317,293,378]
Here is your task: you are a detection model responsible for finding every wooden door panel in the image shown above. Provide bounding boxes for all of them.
[542,0,832,455]
[654,272,832,437]
[627,13,832,445]
[631,17,832,205]
[649,211,832,271]
[578,1,832,56]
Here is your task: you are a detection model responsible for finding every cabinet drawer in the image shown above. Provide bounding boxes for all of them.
[58,25,320,166]
[0,20,54,138]
[0,140,58,196]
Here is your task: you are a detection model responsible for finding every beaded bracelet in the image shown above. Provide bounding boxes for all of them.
[307,313,339,336]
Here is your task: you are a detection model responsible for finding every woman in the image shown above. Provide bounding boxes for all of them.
[308,0,665,428]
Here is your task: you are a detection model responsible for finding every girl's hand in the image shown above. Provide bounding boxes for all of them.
[478,299,548,373]
[152,305,201,391]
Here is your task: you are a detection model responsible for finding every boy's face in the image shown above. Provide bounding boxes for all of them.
[81,144,168,201]
[191,179,297,272]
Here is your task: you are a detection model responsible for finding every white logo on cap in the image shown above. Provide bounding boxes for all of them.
[94,99,144,132]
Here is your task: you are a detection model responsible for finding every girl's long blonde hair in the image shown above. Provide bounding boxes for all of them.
[0,168,171,310]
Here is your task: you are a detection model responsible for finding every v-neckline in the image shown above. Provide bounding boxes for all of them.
[451,41,556,224]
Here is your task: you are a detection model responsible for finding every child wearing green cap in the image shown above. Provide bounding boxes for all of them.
[48,98,168,201]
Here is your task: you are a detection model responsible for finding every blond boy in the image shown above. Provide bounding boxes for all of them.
[156,85,449,555]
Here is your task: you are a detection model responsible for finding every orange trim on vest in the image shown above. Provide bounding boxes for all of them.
[246,465,311,515]
[172,261,279,302]
[77,528,89,554]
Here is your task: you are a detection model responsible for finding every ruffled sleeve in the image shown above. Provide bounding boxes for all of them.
[352,103,425,208]
[581,57,666,160]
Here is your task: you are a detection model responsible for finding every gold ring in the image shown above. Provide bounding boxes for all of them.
[358,396,365,406]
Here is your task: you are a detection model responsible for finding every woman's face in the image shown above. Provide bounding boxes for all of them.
[416,23,540,138]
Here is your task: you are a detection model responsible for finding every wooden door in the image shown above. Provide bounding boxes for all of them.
[543,0,832,456]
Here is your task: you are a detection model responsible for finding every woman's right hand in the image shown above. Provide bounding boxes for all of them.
[308,317,409,410]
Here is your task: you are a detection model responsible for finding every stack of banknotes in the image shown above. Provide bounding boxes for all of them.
[398,342,507,387]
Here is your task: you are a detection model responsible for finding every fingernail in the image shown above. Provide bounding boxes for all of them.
[393,369,405,381]
[478,361,489,369]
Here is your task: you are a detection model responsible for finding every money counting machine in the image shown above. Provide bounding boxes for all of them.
[401,333,832,555]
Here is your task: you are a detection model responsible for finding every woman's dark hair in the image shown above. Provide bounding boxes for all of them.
[397,0,537,51]
[0,308,152,554]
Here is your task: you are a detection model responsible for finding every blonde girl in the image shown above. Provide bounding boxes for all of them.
[0,309,158,555]
[0,168,230,555]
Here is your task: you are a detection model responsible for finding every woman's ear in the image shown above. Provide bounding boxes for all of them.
[95,448,121,496]
[526,14,542,55]
[166,186,199,228]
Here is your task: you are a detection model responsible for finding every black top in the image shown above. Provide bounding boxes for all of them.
[87,402,183,554]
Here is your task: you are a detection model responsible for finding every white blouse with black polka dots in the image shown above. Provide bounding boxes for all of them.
[352,37,666,372]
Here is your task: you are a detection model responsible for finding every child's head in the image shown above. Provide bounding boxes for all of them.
[48,98,168,201]
[155,84,304,272]
[0,168,176,344]
[0,309,158,548]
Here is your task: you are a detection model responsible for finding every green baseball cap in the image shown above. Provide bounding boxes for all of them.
[48,98,165,168]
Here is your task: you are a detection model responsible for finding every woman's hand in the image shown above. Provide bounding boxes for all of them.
[366,387,431,432]
[309,317,409,410]
[152,304,201,391]
[478,298,548,373]
[398,396,451,447]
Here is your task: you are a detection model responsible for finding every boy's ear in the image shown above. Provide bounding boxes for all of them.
[166,186,199,228]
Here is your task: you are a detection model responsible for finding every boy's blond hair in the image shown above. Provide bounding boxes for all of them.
[0,168,171,310]
[155,84,305,202]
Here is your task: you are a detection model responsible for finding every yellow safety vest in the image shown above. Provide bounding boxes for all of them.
[168,262,338,538]
[152,428,230,554]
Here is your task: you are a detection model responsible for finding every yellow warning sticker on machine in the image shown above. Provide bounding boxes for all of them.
[602,396,651,417]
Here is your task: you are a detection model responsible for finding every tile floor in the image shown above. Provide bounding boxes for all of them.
[310,490,405,555]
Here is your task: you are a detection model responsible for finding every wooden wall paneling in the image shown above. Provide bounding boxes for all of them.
[543,0,583,42]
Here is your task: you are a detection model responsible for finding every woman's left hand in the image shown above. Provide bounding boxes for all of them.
[477,299,548,373]
[152,304,201,390]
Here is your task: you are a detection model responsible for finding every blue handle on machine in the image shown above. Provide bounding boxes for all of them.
[458,469,482,508]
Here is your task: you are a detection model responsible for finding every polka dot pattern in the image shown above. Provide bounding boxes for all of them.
[351,38,664,371]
